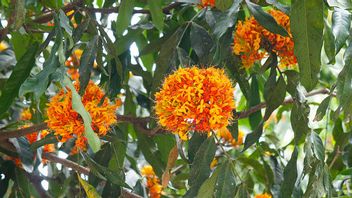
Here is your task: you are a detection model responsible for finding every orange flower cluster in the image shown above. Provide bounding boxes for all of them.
[141,165,162,198]
[233,9,296,68]
[255,193,272,198]
[155,67,235,140]
[201,0,215,7]
[216,127,244,147]
[46,81,120,153]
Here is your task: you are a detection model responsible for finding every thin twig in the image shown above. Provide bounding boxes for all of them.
[42,152,90,175]
[328,146,341,169]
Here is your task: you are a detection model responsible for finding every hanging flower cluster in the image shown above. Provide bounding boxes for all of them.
[255,193,272,198]
[155,67,235,140]
[216,127,244,147]
[141,165,163,198]
[46,81,121,153]
[201,0,215,7]
[233,9,296,68]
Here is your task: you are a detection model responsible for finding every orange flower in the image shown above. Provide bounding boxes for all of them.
[155,67,235,140]
[262,10,297,68]
[233,10,296,69]
[210,158,218,169]
[141,165,162,198]
[216,127,244,147]
[201,0,215,7]
[46,81,120,153]
[255,193,272,198]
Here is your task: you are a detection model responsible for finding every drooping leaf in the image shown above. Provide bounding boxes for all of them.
[291,0,324,91]
[243,122,264,151]
[332,7,351,54]
[116,0,136,36]
[59,9,73,35]
[323,20,336,64]
[314,96,331,122]
[215,160,236,198]
[147,0,164,31]
[246,0,288,37]
[62,76,101,152]
[79,35,99,95]
[197,167,220,198]
[184,136,217,198]
[291,102,310,143]
[249,75,262,129]
[280,147,298,198]
[0,43,38,117]
[190,23,214,64]
[78,174,102,198]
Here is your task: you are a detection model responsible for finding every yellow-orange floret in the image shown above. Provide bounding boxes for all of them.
[262,10,297,68]
[141,165,162,198]
[20,108,32,120]
[216,127,244,147]
[46,81,120,153]
[155,67,235,140]
[255,193,272,198]
[201,0,215,7]
[0,41,8,52]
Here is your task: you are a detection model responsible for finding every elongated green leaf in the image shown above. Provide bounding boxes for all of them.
[323,20,336,64]
[280,147,298,198]
[246,0,288,37]
[0,43,38,117]
[59,9,73,35]
[63,76,101,152]
[184,136,217,198]
[310,132,325,162]
[291,0,324,91]
[116,0,135,36]
[78,175,102,198]
[291,102,310,143]
[332,7,351,54]
[243,122,263,151]
[263,69,286,120]
[147,0,164,31]
[215,160,236,198]
[197,167,220,198]
[190,23,214,64]
[151,27,184,97]
[79,36,99,95]
[235,183,250,198]
[212,0,241,39]
[215,0,233,11]
[249,76,262,129]
[188,133,207,163]
[314,96,331,121]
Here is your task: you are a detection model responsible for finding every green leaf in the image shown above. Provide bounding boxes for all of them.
[116,0,135,36]
[147,0,164,31]
[291,102,310,143]
[235,183,250,198]
[184,136,217,198]
[215,0,233,11]
[249,75,262,130]
[10,32,32,60]
[332,7,351,54]
[63,76,101,152]
[30,134,59,151]
[78,174,102,198]
[9,137,34,173]
[151,27,184,97]
[314,96,331,122]
[215,160,236,198]
[0,43,38,117]
[59,9,73,35]
[310,132,325,162]
[245,0,288,37]
[211,0,241,39]
[190,23,214,64]
[280,147,298,198]
[291,0,324,91]
[188,133,207,163]
[263,69,286,120]
[332,118,348,147]
[197,168,220,198]
[323,20,336,64]
[243,122,263,151]
[79,35,99,95]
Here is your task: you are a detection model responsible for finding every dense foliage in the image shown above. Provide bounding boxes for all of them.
[0,0,351,197]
